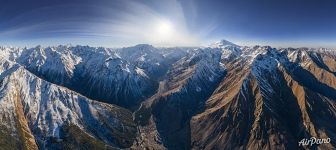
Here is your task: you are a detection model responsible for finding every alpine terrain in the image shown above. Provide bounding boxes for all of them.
[0,40,335,150]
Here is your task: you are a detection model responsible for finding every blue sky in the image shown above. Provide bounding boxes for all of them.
[1,0,336,47]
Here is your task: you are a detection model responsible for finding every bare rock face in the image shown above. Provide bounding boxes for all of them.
[133,44,336,150]
[191,47,336,150]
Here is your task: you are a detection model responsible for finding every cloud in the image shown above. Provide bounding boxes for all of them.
[0,0,213,47]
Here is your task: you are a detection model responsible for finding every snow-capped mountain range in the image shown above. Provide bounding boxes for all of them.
[0,40,335,149]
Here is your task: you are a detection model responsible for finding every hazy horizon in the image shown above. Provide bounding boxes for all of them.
[1,39,336,50]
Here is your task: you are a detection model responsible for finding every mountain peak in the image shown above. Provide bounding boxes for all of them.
[133,44,154,49]
[210,39,239,48]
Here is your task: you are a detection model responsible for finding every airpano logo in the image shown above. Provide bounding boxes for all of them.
[299,137,331,146]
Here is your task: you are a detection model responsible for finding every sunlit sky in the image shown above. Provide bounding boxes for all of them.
[1,0,336,48]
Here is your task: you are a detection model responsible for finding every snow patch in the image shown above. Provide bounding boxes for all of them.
[135,67,149,78]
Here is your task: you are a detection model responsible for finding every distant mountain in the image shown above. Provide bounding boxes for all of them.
[0,41,335,149]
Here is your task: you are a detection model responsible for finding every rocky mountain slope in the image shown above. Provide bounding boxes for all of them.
[0,40,335,150]
[132,41,336,150]
[189,46,336,150]
[0,55,136,149]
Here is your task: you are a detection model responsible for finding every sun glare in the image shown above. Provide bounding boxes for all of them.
[156,20,174,37]
[149,19,196,46]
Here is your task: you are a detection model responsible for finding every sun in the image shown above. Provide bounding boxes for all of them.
[156,20,174,37]
[151,19,194,46]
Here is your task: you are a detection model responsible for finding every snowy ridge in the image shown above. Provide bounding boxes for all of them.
[1,45,161,108]
[209,40,242,60]
[0,57,136,149]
